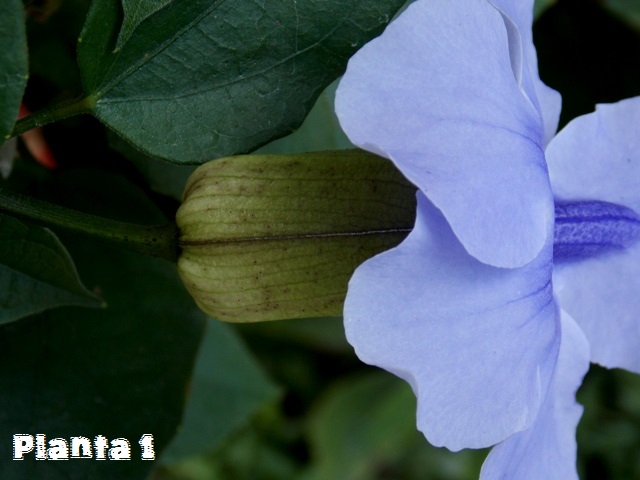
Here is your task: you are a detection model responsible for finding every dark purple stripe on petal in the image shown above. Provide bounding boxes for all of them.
[553,200,640,262]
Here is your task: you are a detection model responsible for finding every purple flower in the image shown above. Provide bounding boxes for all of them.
[335,0,640,477]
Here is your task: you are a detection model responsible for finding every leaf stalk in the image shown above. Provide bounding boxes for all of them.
[10,97,94,137]
[0,188,179,262]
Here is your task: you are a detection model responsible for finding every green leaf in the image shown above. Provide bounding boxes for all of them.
[117,0,172,48]
[176,150,416,322]
[0,169,277,479]
[153,408,299,480]
[160,319,280,464]
[110,79,349,201]
[0,0,28,141]
[303,373,487,480]
[0,213,103,324]
[109,132,196,200]
[0,246,205,480]
[255,79,353,155]
[77,0,404,164]
[76,0,121,95]
[603,0,640,31]
[302,373,419,480]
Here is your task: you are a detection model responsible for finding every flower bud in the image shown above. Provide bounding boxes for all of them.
[176,150,415,322]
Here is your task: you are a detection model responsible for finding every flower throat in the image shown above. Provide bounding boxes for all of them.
[554,200,640,262]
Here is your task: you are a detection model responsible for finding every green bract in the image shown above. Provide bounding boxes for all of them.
[176,151,416,322]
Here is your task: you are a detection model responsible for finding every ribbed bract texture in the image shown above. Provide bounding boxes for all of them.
[176,151,416,322]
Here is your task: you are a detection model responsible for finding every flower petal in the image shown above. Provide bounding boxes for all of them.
[343,193,560,451]
[480,311,589,480]
[547,96,640,371]
[554,247,640,372]
[335,0,553,268]
[490,0,562,143]
[548,96,640,212]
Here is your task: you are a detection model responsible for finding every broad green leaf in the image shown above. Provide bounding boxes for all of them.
[77,0,404,164]
[0,0,28,141]
[0,212,102,324]
[0,247,205,480]
[303,373,486,480]
[302,373,419,480]
[0,169,277,479]
[256,79,353,155]
[160,319,280,464]
[76,0,121,94]
[117,0,172,48]
[111,79,350,200]
[176,150,416,322]
[603,0,640,31]
[153,408,298,480]
[109,132,196,200]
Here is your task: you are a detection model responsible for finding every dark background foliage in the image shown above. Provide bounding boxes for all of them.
[1,0,640,479]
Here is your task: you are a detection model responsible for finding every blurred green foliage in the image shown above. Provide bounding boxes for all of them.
[2,0,640,479]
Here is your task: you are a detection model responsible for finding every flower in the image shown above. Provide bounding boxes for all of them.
[335,0,640,477]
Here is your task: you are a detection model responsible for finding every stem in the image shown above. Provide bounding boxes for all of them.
[11,97,94,137]
[0,188,179,262]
